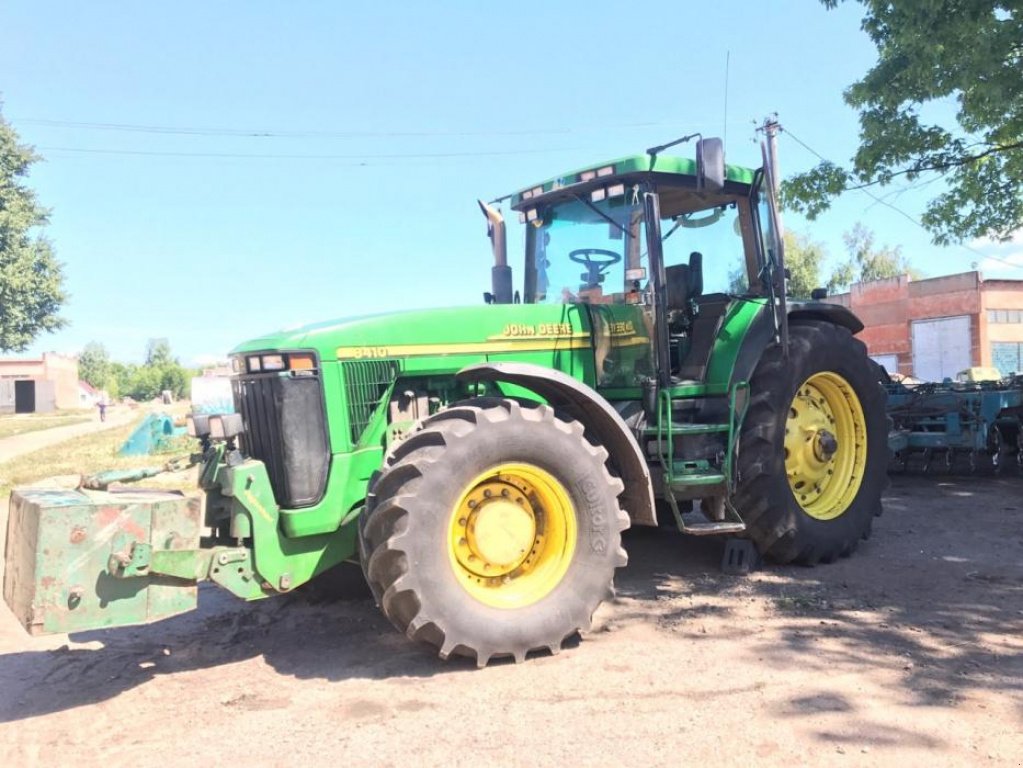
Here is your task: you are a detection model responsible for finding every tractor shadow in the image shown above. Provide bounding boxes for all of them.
[0,564,467,723]
[611,474,1023,724]
[0,474,1020,725]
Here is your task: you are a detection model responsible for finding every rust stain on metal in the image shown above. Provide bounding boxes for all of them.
[98,506,147,540]
[69,527,87,544]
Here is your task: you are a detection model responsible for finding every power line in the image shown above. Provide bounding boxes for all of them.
[37,144,577,160]
[780,128,1022,273]
[16,116,688,139]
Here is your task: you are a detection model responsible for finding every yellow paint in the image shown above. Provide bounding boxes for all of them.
[448,463,577,609]
[337,337,592,360]
[784,372,868,521]
[241,488,275,523]
[495,323,585,338]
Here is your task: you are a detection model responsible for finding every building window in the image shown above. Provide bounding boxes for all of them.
[991,342,1023,376]
[988,309,1022,323]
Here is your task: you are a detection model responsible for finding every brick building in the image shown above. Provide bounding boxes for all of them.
[826,271,1023,381]
[0,353,81,413]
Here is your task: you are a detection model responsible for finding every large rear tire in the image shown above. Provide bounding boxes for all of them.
[733,321,887,564]
[358,398,629,666]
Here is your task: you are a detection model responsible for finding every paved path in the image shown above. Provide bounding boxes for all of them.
[0,408,139,465]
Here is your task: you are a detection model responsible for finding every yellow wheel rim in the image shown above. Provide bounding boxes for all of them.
[448,463,577,609]
[784,372,868,521]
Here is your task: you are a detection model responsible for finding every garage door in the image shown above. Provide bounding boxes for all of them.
[912,316,971,382]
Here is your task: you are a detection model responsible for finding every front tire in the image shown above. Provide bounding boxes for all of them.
[359,398,629,666]
[733,321,887,564]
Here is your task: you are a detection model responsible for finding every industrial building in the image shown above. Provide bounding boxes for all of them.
[0,353,81,413]
[826,271,1023,380]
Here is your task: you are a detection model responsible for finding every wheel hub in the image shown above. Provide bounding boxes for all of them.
[816,429,839,460]
[467,496,536,572]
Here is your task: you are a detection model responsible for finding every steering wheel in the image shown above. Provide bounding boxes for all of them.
[568,248,622,285]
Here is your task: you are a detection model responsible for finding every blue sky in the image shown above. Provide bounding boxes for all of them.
[3,1,1021,364]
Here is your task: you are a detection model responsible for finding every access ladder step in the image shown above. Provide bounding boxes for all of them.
[669,471,726,489]
[677,511,746,536]
[646,423,730,436]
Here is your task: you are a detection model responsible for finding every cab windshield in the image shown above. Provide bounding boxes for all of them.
[528,190,754,304]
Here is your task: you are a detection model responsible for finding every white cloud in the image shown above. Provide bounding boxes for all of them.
[969,230,1023,276]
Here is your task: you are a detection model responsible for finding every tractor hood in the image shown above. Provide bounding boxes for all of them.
[230,304,596,363]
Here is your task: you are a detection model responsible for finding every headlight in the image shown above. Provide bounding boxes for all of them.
[261,354,285,371]
[186,413,211,438]
[208,413,245,440]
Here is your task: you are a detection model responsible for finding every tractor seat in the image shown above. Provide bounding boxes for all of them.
[665,264,691,311]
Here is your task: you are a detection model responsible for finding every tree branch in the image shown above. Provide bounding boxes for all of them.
[844,140,1023,191]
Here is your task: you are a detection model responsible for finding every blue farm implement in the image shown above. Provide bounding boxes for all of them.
[886,375,1023,474]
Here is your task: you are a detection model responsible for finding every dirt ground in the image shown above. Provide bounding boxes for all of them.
[1,473,1021,767]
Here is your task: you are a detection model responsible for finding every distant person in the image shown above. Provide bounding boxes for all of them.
[97,400,107,422]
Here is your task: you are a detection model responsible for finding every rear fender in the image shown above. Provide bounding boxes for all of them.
[456,362,656,526]
[729,302,866,389]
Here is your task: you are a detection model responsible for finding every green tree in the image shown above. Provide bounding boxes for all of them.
[145,338,174,366]
[826,223,915,292]
[109,361,135,400]
[783,1,1023,245]
[783,230,827,299]
[0,108,67,351]
[78,342,111,389]
[728,229,827,298]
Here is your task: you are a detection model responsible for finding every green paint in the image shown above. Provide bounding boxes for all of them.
[216,459,357,593]
[4,148,789,636]
[511,154,757,208]
[704,298,768,386]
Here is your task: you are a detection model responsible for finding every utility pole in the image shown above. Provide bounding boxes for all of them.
[761,116,781,197]
[757,114,789,356]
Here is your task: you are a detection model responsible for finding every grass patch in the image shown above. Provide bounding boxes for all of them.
[0,411,94,439]
[0,413,199,499]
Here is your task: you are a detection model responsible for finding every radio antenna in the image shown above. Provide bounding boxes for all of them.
[723,51,730,147]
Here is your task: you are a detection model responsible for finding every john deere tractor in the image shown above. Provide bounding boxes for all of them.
[4,137,886,666]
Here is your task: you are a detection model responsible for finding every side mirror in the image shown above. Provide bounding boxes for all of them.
[688,251,704,298]
[811,287,828,301]
[696,138,725,193]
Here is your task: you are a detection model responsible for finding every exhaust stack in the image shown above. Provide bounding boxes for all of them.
[478,200,512,304]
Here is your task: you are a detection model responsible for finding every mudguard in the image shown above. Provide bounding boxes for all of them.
[728,301,866,391]
[456,362,657,526]
[787,301,864,334]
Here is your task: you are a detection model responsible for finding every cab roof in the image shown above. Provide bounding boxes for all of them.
[509,153,759,210]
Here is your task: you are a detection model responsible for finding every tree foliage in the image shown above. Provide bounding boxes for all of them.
[0,108,67,351]
[81,340,195,401]
[729,224,913,296]
[782,1,1023,244]
[728,229,828,297]
[78,342,111,389]
[827,222,917,292]
[782,230,828,299]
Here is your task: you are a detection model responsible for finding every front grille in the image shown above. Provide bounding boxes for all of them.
[341,360,398,444]
[233,372,329,508]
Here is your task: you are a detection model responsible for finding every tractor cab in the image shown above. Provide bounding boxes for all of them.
[481,139,783,391]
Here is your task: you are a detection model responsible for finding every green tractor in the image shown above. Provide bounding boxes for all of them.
[4,137,887,666]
